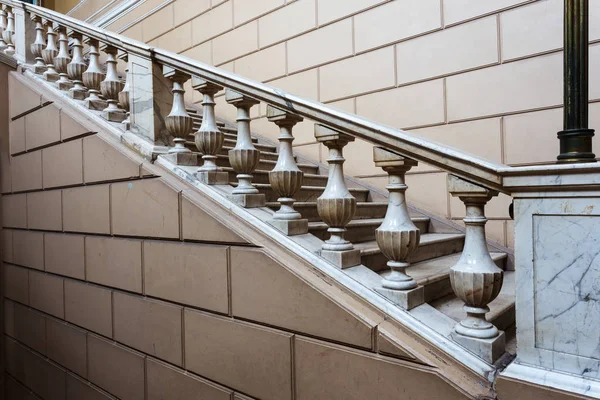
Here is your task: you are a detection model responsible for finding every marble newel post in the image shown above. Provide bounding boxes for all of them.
[41,21,58,81]
[267,105,308,236]
[315,124,361,268]
[66,30,88,100]
[54,26,73,90]
[226,90,265,208]
[0,7,8,51]
[2,6,14,56]
[192,77,229,185]
[82,38,107,110]
[99,44,126,122]
[372,148,424,310]
[163,67,193,155]
[30,14,46,74]
[447,174,505,364]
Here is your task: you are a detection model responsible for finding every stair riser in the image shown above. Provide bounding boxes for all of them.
[286,204,387,222]
[257,187,369,202]
[188,131,254,144]
[216,158,318,174]
[215,148,281,161]
[362,236,465,273]
[309,219,429,244]
[224,139,276,153]
[248,173,327,186]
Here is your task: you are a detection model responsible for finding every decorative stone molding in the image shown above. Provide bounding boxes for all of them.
[41,21,58,81]
[54,26,72,90]
[118,52,131,130]
[226,90,265,208]
[447,174,505,363]
[266,105,308,235]
[66,30,87,100]
[82,37,106,109]
[372,147,424,310]
[315,124,360,268]
[2,5,13,55]
[29,14,45,74]
[163,67,193,154]
[100,44,126,122]
[0,6,7,51]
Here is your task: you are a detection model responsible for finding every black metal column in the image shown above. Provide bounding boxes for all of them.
[557,0,595,163]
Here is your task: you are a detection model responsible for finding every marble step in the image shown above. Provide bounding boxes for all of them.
[356,233,466,273]
[217,146,283,162]
[186,131,256,144]
[379,252,508,303]
[213,155,318,174]
[242,183,370,202]
[236,171,327,186]
[430,270,515,332]
[266,201,389,221]
[191,123,239,136]
[308,217,430,244]
[186,139,277,154]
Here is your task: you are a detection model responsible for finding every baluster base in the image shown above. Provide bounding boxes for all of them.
[163,152,198,166]
[320,249,361,269]
[43,70,59,82]
[33,64,47,74]
[231,193,266,208]
[69,88,88,100]
[451,330,505,364]
[85,97,108,111]
[375,285,424,310]
[102,109,127,123]
[268,218,308,236]
[196,170,229,185]
[58,79,74,91]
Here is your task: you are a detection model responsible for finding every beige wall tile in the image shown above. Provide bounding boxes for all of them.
[142,4,174,41]
[9,118,25,154]
[44,233,85,280]
[85,236,142,293]
[2,229,13,263]
[213,20,258,64]
[268,69,319,100]
[405,172,449,217]
[65,280,113,338]
[234,43,286,82]
[42,139,84,188]
[320,46,395,102]
[446,52,562,121]
[46,317,87,377]
[318,0,387,25]
[111,179,180,239]
[500,0,561,61]
[506,219,515,249]
[29,270,64,319]
[63,184,111,234]
[287,19,352,73]
[8,74,41,119]
[326,97,356,113]
[450,192,512,219]
[157,22,192,54]
[181,41,212,64]
[354,0,441,53]
[591,45,600,100]
[443,0,534,26]
[293,142,321,163]
[13,230,44,271]
[185,309,293,400]
[26,190,62,231]
[258,0,316,47]
[2,194,27,228]
[295,337,467,400]
[144,241,229,313]
[60,111,92,141]
[11,303,46,355]
[4,374,33,399]
[231,248,375,348]
[174,0,210,26]
[396,16,498,85]
[181,191,247,243]
[356,79,445,129]
[113,292,183,366]
[11,151,42,192]
[4,264,29,304]
[343,138,381,177]
[66,373,114,400]
[191,1,233,44]
[147,358,233,400]
[25,105,61,150]
[83,135,141,184]
[122,23,143,41]
[234,0,284,26]
[88,334,145,400]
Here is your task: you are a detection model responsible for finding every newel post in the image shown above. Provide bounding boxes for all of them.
[10,2,34,64]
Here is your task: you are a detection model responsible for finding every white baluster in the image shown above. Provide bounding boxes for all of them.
[54,26,72,90]
[29,14,45,74]
[2,6,14,56]
[67,30,88,100]
[0,7,8,51]
[41,21,58,81]
[118,52,131,130]
[99,44,126,122]
[82,37,107,110]
[163,68,193,155]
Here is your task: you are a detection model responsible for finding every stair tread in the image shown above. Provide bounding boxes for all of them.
[430,270,515,324]
[357,233,466,256]
[248,183,368,192]
[308,217,429,230]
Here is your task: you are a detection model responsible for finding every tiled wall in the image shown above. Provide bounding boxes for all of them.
[1,72,475,399]
[86,0,598,250]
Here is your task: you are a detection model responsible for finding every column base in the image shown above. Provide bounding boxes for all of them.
[268,218,308,236]
[196,170,229,185]
[232,193,266,208]
[85,98,108,111]
[163,152,198,166]
[58,80,74,91]
[451,330,505,364]
[69,89,88,100]
[102,109,127,123]
[320,249,361,269]
[43,72,59,82]
[375,286,424,310]
[33,65,47,74]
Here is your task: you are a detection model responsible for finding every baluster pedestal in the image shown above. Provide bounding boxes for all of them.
[447,174,505,364]
[82,37,107,110]
[100,44,126,122]
[372,148,424,310]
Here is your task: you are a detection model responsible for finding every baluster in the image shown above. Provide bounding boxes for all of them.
[447,174,505,363]
[372,148,424,310]
[118,52,131,130]
[2,6,14,56]
[41,21,58,81]
[266,106,307,235]
[54,26,72,90]
[82,37,107,110]
[226,90,265,208]
[163,68,193,154]
[99,44,126,122]
[192,77,228,185]
[0,7,7,51]
[315,124,360,268]
[67,30,88,100]
[29,14,45,73]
